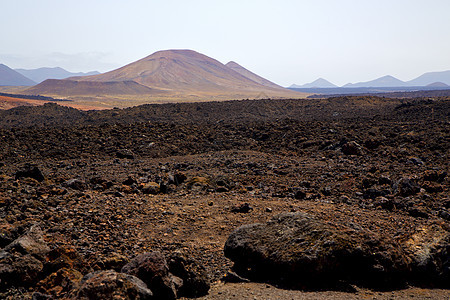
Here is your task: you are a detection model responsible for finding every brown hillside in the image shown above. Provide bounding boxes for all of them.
[225,61,282,89]
[73,49,301,97]
[24,79,166,97]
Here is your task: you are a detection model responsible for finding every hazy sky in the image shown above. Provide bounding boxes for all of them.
[1,0,450,86]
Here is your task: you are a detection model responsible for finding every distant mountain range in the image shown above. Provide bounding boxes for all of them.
[0,64,36,86]
[24,49,301,99]
[290,78,337,88]
[292,70,450,89]
[15,67,100,84]
[0,65,100,86]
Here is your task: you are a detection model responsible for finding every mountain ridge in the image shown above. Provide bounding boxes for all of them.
[290,78,337,88]
[292,71,450,88]
[15,67,100,84]
[27,49,302,100]
[0,64,36,86]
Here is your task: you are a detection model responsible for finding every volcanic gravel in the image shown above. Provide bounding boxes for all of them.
[0,96,449,299]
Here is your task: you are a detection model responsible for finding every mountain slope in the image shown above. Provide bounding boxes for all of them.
[73,49,299,97]
[15,67,100,83]
[225,61,281,89]
[407,70,450,86]
[344,75,406,88]
[23,50,304,101]
[0,64,36,86]
[290,78,337,88]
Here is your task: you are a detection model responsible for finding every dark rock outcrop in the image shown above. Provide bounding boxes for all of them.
[71,270,153,300]
[121,251,177,299]
[224,212,410,289]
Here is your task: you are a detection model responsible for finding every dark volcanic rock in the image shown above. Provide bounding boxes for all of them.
[167,251,210,297]
[4,225,50,259]
[0,225,50,289]
[341,141,363,156]
[231,203,253,213]
[38,267,83,298]
[62,178,87,191]
[121,251,177,299]
[0,252,43,288]
[224,212,410,288]
[15,164,45,182]
[71,270,153,300]
[394,177,420,197]
[116,149,135,159]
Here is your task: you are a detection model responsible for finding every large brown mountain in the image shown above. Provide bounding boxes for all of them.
[24,49,303,101]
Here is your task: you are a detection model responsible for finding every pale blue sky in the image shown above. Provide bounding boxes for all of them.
[1,0,449,86]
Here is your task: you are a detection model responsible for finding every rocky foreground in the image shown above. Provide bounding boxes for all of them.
[0,96,449,299]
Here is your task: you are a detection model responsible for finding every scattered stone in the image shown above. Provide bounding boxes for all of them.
[172,173,187,186]
[42,246,87,276]
[93,252,129,272]
[123,176,137,186]
[341,141,363,156]
[0,223,21,248]
[71,270,153,300]
[374,196,394,211]
[0,252,43,287]
[15,164,45,182]
[364,139,381,150]
[121,251,177,299]
[167,251,210,297]
[421,181,444,193]
[294,190,306,200]
[4,224,50,259]
[116,149,135,159]
[231,203,253,213]
[378,175,392,185]
[408,157,424,165]
[141,182,160,195]
[62,178,86,191]
[438,210,450,221]
[408,207,429,219]
[32,292,53,300]
[394,177,420,197]
[38,267,83,298]
[187,176,210,191]
[423,170,447,183]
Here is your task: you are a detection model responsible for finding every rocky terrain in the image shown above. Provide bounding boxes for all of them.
[0,96,449,299]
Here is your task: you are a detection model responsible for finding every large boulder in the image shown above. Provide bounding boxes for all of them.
[70,270,153,300]
[121,251,178,299]
[224,212,410,289]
